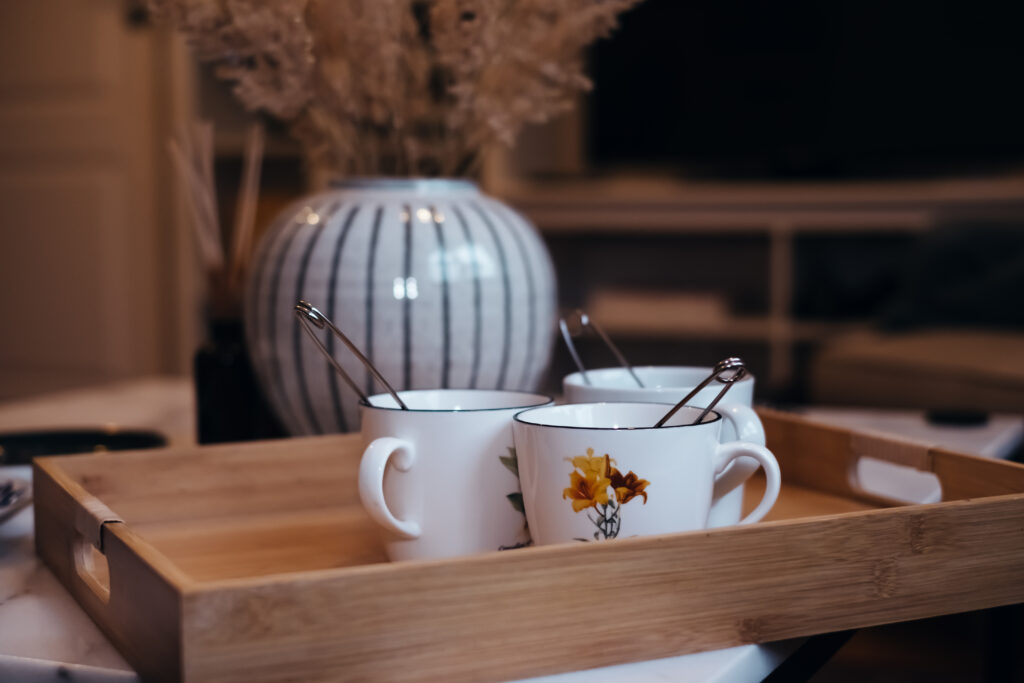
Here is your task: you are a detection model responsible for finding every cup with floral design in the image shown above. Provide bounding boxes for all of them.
[511,402,781,545]
[358,389,552,562]
[563,365,764,528]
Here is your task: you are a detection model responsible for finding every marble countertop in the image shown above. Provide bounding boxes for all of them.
[0,377,804,683]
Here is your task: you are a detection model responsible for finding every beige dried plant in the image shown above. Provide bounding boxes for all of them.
[151,0,641,177]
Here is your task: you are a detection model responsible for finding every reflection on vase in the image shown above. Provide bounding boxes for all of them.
[244,178,558,435]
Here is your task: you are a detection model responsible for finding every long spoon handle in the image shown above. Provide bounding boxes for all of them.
[294,300,409,410]
[559,309,644,388]
[653,357,747,428]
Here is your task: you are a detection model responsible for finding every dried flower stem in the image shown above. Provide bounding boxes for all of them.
[229,122,265,287]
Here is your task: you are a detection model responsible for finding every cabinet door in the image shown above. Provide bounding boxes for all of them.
[0,0,193,399]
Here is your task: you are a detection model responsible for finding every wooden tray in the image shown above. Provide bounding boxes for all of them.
[33,409,1024,682]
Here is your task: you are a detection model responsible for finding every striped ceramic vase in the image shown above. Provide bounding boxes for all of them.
[244,178,558,435]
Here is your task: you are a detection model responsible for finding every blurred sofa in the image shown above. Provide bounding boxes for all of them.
[809,222,1024,413]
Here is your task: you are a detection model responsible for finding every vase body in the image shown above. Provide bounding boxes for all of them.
[244,178,558,435]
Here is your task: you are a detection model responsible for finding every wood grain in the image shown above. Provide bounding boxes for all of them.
[32,410,1024,682]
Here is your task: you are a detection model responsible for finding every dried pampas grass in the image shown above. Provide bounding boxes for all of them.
[151,0,641,177]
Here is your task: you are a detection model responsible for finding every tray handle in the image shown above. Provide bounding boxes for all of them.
[760,407,1024,504]
[847,433,942,506]
[68,487,124,603]
[73,528,112,602]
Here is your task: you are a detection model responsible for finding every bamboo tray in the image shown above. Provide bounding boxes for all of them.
[33,409,1024,682]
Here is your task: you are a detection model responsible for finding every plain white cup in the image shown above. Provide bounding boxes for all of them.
[563,366,764,527]
[512,402,781,545]
[358,389,552,561]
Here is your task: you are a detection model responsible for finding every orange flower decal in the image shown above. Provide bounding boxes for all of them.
[562,448,611,512]
[608,466,649,505]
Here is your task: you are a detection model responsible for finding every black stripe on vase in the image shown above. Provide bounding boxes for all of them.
[473,202,512,390]
[432,205,452,389]
[291,203,337,434]
[267,205,320,433]
[364,206,384,397]
[402,204,414,390]
[453,205,482,389]
[494,202,537,391]
[325,205,361,432]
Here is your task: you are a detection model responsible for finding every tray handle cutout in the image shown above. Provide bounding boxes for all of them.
[847,434,942,505]
[69,488,123,604]
[74,533,112,603]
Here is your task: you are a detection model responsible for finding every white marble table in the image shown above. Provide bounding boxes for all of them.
[0,378,804,683]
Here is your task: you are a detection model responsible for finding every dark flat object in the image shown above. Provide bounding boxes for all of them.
[925,410,990,427]
[0,428,167,465]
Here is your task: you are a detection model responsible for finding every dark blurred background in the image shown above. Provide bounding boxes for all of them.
[589,0,1024,180]
[504,0,1024,413]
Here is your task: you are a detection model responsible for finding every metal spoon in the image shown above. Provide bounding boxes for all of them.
[653,357,747,427]
[559,309,644,388]
[294,300,409,410]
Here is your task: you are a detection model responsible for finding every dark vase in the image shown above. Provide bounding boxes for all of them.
[194,318,286,444]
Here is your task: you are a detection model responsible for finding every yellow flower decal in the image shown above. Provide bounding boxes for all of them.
[565,448,650,540]
[568,448,608,479]
[562,448,611,512]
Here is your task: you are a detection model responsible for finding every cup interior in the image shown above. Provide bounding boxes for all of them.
[564,366,753,392]
[365,389,552,412]
[514,402,719,429]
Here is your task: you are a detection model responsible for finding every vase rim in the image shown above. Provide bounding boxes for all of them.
[329,177,479,194]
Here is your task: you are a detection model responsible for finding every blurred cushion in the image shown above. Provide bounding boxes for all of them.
[881,223,1024,331]
[810,329,1024,412]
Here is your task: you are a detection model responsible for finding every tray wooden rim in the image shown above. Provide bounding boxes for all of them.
[32,408,1024,683]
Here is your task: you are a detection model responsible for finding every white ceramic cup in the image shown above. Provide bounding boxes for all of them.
[358,389,553,561]
[512,402,781,545]
[563,366,763,527]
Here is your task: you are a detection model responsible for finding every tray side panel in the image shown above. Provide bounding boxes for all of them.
[932,447,1024,500]
[180,494,1024,683]
[33,459,185,683]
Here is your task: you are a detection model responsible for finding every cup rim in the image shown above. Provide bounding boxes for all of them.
[513,401,722,431]
[359,389,554,413]
[563,365,755,390]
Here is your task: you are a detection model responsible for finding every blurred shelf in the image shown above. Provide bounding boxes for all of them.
[585,289,869,345]
[494,173,1024,234]
[595,312,870,343]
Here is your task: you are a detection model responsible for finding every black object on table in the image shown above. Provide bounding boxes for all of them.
[0,428,167,465]
[194,318,287,444]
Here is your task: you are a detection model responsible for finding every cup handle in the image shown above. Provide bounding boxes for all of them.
[358,437,421,539]
[713,441,781,525]
[712,403,766,499]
